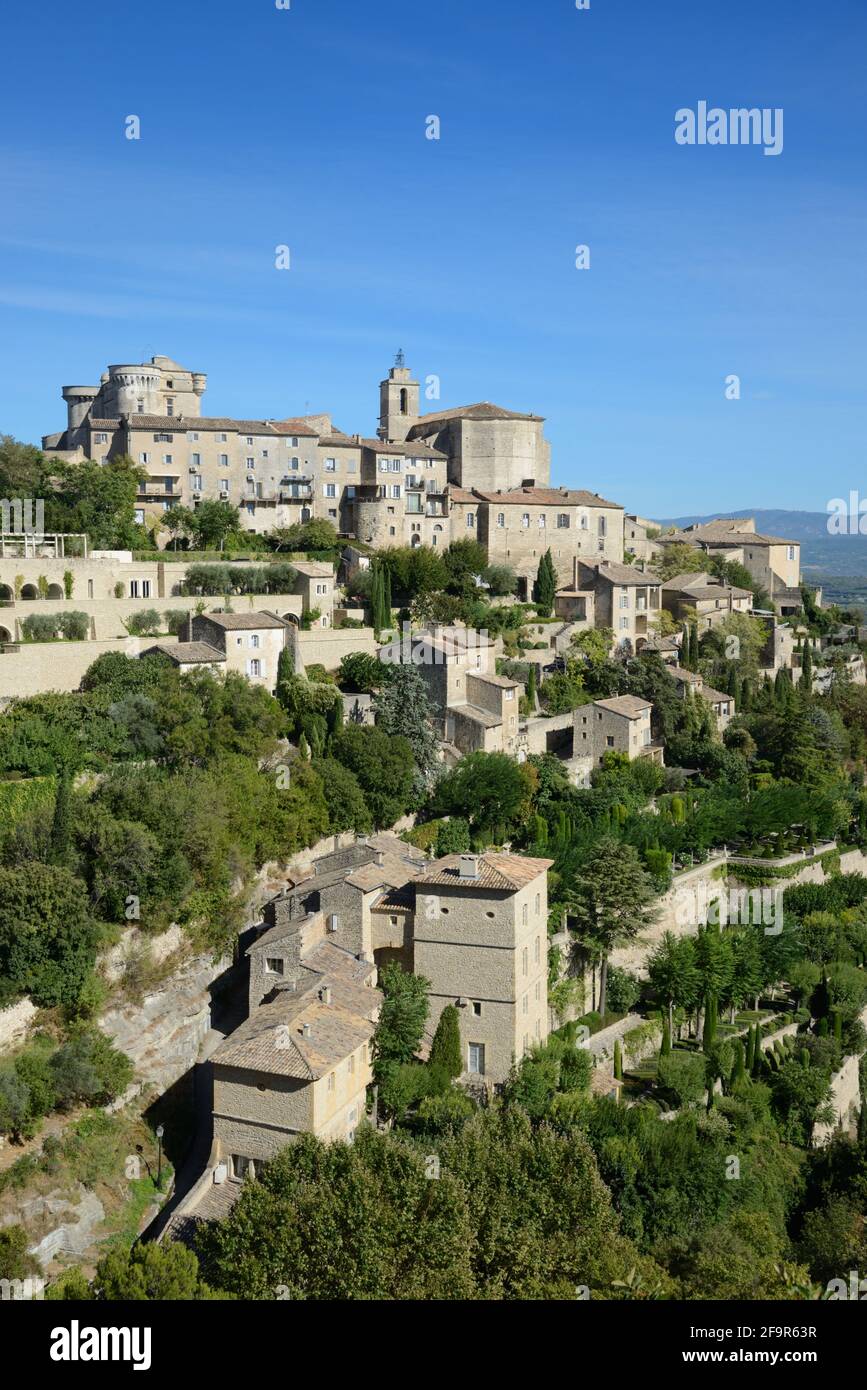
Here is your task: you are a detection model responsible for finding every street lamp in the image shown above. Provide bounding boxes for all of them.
[156,1125,164,1189]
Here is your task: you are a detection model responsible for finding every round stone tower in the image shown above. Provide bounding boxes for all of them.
[105,364,161,417]
[62,386,99,432]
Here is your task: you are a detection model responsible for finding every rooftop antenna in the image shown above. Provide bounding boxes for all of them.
[395,348,405,368]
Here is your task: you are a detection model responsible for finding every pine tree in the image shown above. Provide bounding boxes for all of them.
[429,1005,462,1079]
[49,768,73,867]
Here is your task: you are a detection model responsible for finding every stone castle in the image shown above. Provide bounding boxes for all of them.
[43,352,625,593]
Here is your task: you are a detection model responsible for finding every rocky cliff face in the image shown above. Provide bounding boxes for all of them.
[98,950,232,1093]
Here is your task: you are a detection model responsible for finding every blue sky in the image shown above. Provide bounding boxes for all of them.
[0,0,864,516]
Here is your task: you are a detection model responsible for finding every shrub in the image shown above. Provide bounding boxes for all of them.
[57,611,89,641]
[123,608,162,637]
[20,613,58,642]
[657,1049,706,1106]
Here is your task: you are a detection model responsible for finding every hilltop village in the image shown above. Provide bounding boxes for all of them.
[1,354,867,1300]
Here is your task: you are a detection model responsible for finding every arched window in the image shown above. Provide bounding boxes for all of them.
[399,388,408,414]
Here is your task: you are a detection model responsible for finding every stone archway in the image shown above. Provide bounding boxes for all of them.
[46,583,65,600]
[0,625,13,645]
[20,583,39,600]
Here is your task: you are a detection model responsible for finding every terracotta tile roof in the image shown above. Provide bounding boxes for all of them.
[447,487,479,503]
[412,402,544,424]
[196,610,288,630]
[592,694,652,718]
[144,641,226,665]
[291,560,334,577]
[212,940,379,1080]
[701,684,734,706]
[88,418,121,429]
[359,438,446,458]
[124,415,319,436]
[415,851,552,891]
[473,486,622,509]
[587,559,659,587]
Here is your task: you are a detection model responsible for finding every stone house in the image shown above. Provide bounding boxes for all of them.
[574,694,662,766]
[661,572,752,630]
[668,666,735,735]
[576,560,662,653]
[188,611,291,690]
[290,560,335,627]
[476,486,625,592]
[660,519,802,613]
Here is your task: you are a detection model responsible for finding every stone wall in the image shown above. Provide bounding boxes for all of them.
[297,625,377,670]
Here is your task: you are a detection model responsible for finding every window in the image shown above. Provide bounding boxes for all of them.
[142,580,151,598]
[219,453,228,467]
[522,945,528,975]
[606,735,615,747]
[391,484,401,499]
[166,379,174,389]
[324,483,337,498]
[217,433,227,443]
[619,617,629,630]
[538,514,546,528]
[166,398,174,416]
[523,993,528,1015]
[134,508,145,524]
[191,475,202,492]
[535,894,541,916]
[136,399,144,413]
[497,512,505,528]
[191,452,201,466]
[325,458,336,471]
[250,634,260,648]
[504,687,514,701]
[246,457,255,469]
[188,432,199,441]
[261,449,268,458]
[521,513,530,528]
[327,1073,335,1093]
[557,513,569,528]
[163,454,173,466]
[348,1054,355,1074]
[246,436,253,445]
[220,478,229,491]
[265,957,284,975]
[95,432,107,445]
[522,904,528,926]
[466,512,475,528]
[138,452,149,464]
[154,432,173,443]
[620,594,629,608]
[230,1155,252,1181]
[535,980,541,1001]
[580,513,588,530]
[290,436,298,447]
[598,516,607,537]
[467,1043,485,1075]
[472,1001,482,1016]
[788,546,795,561]
[130,580,140,598]
[248,658,262,678]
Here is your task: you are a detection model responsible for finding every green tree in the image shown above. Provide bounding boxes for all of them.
[431,751,535,840]
[94,1241,214,1300]
[566,838,657,1015]
[429,1005,462,1078]
[329,724,415,828]
[311,757,372,834]
[0,863,99,1009]
[374,664,440,801]
[434,818,471,856]
[534,549,557,617]
[373,963,430,1080]
[49,767,74,868]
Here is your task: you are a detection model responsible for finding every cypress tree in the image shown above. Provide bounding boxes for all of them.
[732,1038,745,1085]
[527,663,537,708]
[534,550,556,617]
[702,994,717,1051]
[660,1018,671,1057]
[532,814,548,847]
[800,1047,811,1067]
[833,1008,843,1044]
[49,768,73,867]
[613,1039,623,1080]
[800,644,813,693]
[429,1005,463,1079]
[383,566,393,631]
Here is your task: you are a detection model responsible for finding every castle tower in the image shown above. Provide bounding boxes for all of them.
[378,350,419,442]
